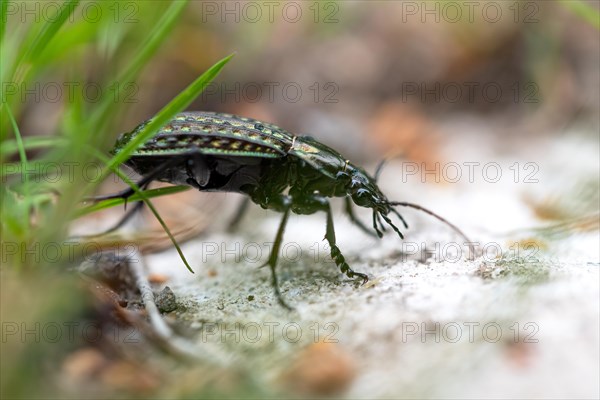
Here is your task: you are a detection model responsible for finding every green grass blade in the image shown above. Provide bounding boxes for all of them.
[116,1,188,87]
[91,1,189,128]
[76,147,195,273]
[2,0,81,142]
[0,0,8,43]
[559,0,600,29]
[103,52,235,174]
[0,137,70,158]
[4,105,31,234]
[20,0,81,64]
[111,171,195,273]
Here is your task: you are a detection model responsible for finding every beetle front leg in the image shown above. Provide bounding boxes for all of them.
[325,203,369,285]
[344,196,378,238]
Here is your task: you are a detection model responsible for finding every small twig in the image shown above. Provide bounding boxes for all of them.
[128,248,230,364]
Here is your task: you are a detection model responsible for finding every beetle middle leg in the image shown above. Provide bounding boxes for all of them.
[227,197,251,232]
[261,196,293,310]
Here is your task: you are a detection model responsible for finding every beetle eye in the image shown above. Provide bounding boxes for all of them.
[336,171,350,181]
[352,188,372,207]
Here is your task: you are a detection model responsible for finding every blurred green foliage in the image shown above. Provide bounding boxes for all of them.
[1,1,234,397]
[1,0,231,270]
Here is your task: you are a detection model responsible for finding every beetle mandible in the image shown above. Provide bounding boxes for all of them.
[94,111,473,309]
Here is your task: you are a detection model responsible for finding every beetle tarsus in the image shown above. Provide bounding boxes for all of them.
[357,272,369,285]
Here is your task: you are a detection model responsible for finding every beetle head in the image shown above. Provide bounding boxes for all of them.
[337,166,408,239]
[341,167,384,207]
[336,163,474,258]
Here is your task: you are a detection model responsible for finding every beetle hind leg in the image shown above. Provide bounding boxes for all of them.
[72,201,145,239]
[83,158,180,205]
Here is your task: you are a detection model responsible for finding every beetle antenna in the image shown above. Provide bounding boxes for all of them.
[389,201,475,260]
[374,159,387,182]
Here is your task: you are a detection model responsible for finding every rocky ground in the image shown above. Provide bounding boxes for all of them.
[142,127,599,398]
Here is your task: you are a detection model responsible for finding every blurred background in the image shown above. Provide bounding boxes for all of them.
[2,1,599,398]
[9,1,600,160]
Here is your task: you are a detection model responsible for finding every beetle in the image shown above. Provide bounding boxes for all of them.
[93,111,473,309]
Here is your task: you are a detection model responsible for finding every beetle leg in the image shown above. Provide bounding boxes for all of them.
[76,174,153,237]
[83,159,179,203]
[344,197,378,237]
[72,201,145,239]
[227,197,251,232]
[261,196,293,310]
[84,177,149,204]
[325,203,369,285]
